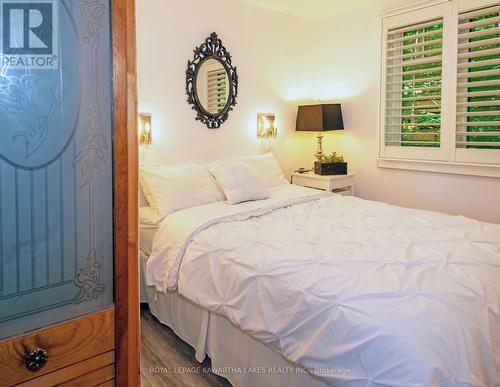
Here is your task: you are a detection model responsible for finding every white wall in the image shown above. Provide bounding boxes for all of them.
[136,0,312,172]
[137,0,500,223]
[308,1,500,223]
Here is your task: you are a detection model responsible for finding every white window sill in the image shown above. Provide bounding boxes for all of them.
[377,158,500,178]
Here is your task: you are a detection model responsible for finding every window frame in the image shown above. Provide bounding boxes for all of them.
[379,0,500,177]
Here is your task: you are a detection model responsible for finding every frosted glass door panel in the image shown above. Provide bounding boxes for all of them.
[0,0,113,339]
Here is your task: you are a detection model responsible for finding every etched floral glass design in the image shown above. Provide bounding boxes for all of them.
[0,0,113,339]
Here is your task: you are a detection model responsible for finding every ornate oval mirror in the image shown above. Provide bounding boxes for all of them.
[186,33,238,129]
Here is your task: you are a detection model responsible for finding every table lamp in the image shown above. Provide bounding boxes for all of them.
[295,104,344,162]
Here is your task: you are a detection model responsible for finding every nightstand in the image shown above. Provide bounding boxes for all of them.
[292,172,355,196]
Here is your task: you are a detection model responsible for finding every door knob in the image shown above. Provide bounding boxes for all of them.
[25,348,48,371]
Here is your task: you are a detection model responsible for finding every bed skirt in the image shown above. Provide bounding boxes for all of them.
[140,250,329,387]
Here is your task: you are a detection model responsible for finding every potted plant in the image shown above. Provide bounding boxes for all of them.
[314,152,347,175]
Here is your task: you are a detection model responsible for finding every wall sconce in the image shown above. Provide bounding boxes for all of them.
[139,113,152,148]
[257,113,277,139]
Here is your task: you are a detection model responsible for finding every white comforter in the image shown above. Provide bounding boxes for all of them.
[146,184,500,386]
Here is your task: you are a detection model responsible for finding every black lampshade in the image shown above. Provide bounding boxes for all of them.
[295,104,344,132]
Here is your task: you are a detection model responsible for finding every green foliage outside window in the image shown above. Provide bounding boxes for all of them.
[465,12,500,149]
[401,23,442,147]
[399,13,500,149]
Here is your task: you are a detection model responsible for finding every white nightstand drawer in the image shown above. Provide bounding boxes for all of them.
[292,172,355,196]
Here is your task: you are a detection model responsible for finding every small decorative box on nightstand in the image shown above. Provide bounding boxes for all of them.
[292,172,355,196]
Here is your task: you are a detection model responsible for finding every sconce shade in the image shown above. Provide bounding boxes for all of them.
[295,104,344,132]
[257,113,277,138]
[139,113,152,147]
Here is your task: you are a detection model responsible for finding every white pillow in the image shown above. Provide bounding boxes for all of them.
[139,160,206,207]
[238,153,288,188]
[139,207,162,228]
[140,164,225,217]
[209,161,270,205]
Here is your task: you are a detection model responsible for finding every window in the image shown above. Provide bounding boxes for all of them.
[380,1,500,174]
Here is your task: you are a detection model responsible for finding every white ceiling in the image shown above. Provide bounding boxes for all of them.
[237,0,379,20]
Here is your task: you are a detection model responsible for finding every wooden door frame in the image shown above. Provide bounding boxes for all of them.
[112,0,140,385]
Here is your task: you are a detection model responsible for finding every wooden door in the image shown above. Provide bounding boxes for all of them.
[0,0,139,385]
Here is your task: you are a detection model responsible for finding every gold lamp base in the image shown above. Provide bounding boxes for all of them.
[315,132,324,162]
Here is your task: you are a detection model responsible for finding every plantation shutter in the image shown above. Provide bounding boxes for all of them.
[207,69,228,114]
[384,18,444,152]
[456,4,500,160]
[381,1,500,172]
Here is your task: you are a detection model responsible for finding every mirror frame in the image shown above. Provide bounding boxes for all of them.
[186,32,238,129]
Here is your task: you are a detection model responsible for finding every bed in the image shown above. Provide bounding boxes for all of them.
[140,155,500,387]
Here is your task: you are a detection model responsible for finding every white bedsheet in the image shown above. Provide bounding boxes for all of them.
[146,184,500,386]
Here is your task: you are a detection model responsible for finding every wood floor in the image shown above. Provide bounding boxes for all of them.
[141,305,232,387]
